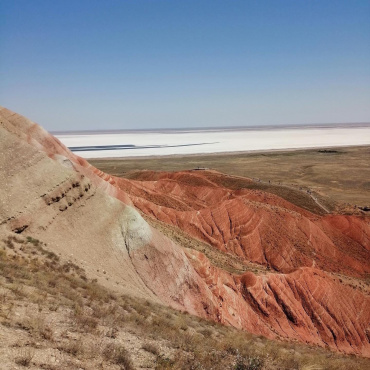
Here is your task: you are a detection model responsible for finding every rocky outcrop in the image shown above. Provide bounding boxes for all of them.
[1,106,369,356]
[0,106,133,205]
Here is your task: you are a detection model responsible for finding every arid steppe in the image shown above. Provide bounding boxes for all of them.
[90,146,370,213]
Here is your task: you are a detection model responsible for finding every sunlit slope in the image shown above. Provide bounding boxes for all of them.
[1,106,369,356]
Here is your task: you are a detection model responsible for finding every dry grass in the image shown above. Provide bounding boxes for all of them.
[16,314,54,340]
[0,233,369,369]
[103,343,134,368]
[142,342,160,355]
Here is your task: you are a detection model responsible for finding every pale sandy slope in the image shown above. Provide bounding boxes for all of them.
[0,106,217,316]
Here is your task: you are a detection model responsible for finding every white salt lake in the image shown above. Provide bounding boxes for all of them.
[55,126,370,159]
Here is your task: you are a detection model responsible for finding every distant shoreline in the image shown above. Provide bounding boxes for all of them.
[85,144,370,161]
[52,122,370,135]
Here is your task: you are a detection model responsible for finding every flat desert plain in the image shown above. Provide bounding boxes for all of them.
[90,146,370,213]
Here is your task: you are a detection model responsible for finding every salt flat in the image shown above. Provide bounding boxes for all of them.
[56,126,370,158]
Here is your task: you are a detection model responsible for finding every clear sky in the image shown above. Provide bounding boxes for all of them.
[1,0,370,131]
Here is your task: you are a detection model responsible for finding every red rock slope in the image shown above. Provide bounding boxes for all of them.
[1,106,369,356]
[114,171,370,278]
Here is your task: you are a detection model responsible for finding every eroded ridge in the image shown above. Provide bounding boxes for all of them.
[1,106,369,357]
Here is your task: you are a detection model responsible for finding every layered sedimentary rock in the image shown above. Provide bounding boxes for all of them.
[0,106,217,315]
[1,106,369,356]
[187,249,369,355]
[114,171,370,278]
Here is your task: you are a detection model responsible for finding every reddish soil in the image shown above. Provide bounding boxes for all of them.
[114,171,370,278]
[187,249,370,355]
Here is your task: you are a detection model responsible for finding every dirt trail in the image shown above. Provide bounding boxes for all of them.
[250,176,331,214]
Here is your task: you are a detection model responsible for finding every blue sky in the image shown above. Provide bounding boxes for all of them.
[1,0,369,131]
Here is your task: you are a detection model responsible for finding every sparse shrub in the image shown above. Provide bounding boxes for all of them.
[142,342,159,355]
[155,354,175,369]
[102,343,134,369]
[91,301,118,320]
[0,291,8,304]
[234,354,264,370]
[5,238,15,249]
[40,324,53,340]
[26,236,40,247]
[45,250,60,261]
[175,331,203,352]
[173,349,230,370]
[106,326,119,338]
[280,356,300,369]
[199,327,213,337]
[16,314,53,340]
[14,347,34,367]
[48,302,60,312]
[11,235,25,244]
[174,316,188,331]
[9,283,26,298]
[58,340,83,357]
[74,311,98,332]
[48,277,58,288]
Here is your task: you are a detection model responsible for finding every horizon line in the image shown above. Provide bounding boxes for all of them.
[51,121,370,135]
